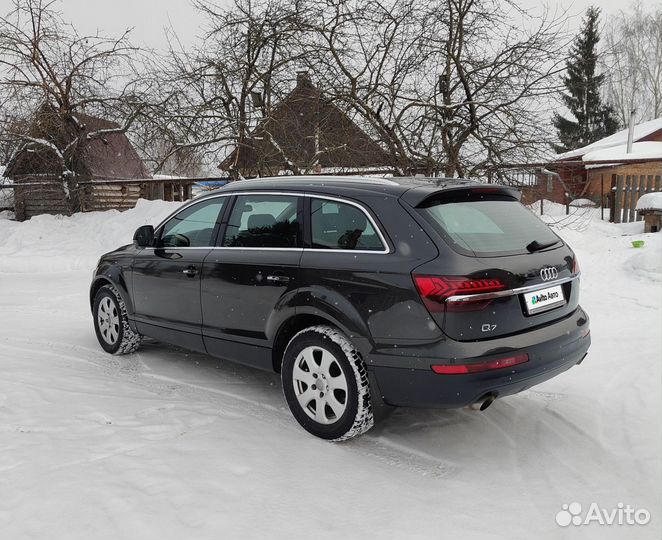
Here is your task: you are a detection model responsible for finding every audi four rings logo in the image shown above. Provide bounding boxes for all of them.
[540,267,558,281]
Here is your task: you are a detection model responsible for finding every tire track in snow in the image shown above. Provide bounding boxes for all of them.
[0,336,456,478]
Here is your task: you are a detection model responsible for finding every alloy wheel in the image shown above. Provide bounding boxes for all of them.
[97,296,120,345]
[292,346,348,424]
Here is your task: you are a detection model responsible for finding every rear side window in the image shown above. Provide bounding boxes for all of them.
[223,195,300,248]
[419,198,560,256]
[310,198,385,251]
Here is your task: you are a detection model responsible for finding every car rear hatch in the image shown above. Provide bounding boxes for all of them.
[403,185,580,341]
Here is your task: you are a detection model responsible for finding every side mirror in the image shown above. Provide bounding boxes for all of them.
[133,225,154,247]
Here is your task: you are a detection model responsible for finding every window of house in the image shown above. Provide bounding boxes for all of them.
[223,195,300,248]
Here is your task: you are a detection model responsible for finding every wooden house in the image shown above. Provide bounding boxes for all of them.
[219,72,394,178]
[3,111,149,221]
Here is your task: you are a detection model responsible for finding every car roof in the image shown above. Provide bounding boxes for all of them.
[197,175,484,201]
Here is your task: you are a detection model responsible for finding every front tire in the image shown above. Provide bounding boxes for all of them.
[281,325,374,441]
[93,285,142,355]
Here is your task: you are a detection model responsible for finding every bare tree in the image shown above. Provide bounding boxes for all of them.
[299,0,427,175]
[145,0,571,180]
[300,0,569,178]
[603,1,662,124]
[429,0,570,176]
[149,0,307,178]
[0,0,152,205]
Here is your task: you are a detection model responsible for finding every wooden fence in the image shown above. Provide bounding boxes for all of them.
[610,174,661,223]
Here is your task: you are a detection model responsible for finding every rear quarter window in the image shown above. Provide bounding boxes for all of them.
[310,198,385,252]
[419,198,561,257]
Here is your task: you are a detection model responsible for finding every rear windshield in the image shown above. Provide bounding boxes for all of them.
[419,198,561,257]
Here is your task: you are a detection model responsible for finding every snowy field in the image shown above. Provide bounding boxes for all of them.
[0,200,660,540]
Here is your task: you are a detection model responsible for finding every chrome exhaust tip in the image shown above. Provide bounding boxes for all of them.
[468,394,496,411]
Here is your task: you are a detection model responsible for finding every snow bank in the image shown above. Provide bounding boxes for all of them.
[0,199,182,273]
[526,199,572,217]
[569,198,596,207]
[624,246,662,281]
[636,191,662,211]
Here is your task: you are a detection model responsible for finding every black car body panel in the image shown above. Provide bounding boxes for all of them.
[91,176,590,408]
[201,248,302,369]
[367,306,590,407]
[91,244,136,318]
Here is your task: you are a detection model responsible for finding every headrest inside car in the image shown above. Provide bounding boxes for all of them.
[247,213,276,230]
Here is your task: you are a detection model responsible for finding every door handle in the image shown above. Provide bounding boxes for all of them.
[182,266,198,277]
[266,274,290,284]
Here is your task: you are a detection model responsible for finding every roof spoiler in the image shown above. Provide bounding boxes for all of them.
[400,184,521,207]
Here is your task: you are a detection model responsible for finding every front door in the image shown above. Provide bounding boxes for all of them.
[201,193,302,369]
[132,196,228,352]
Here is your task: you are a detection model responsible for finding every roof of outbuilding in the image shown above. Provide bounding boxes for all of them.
[73,113,148,179]
[636,192,662,211]
[4,110,148,179]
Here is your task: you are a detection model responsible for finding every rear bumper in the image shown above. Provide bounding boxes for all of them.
[367,307,590,408]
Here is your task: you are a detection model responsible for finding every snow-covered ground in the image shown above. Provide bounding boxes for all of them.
[0,200,660,540]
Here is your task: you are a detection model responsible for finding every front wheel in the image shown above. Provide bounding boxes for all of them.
[281,325,374,441]
[93,284,142,355]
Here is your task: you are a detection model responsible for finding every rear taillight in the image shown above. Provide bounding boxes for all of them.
[431,353,529,374]
[572,257,580,274]
[413,275,506,312]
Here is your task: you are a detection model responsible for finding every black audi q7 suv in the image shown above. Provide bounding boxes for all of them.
[90,176,590,440]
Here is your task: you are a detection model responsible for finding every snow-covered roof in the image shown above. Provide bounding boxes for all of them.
[636,192,662,212]
[556,117,662,160]
[583,141,662,163]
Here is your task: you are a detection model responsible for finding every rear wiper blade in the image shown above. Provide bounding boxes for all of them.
[526,239,559,253]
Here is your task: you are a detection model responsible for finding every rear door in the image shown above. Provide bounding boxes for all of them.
[132,196,227,351]
[201,193,302,368]
[410,191,580,341]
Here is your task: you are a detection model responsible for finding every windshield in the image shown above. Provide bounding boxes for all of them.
[419,198,561,257]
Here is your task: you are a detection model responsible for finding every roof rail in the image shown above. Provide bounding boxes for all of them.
[234,175,400,186]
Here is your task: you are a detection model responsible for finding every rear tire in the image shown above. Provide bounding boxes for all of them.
[281,325,374,441]
[93,285,142,355]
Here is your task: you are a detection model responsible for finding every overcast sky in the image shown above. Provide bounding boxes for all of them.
[41,0,660,52]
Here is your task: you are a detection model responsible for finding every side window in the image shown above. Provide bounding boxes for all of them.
[159,198,226,248]
[223,195,300,248]
[310,198,385,251]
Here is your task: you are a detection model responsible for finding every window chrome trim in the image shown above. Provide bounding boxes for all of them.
[445,273,579,303]
[142,246,305,252]
[148,190,391,254]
